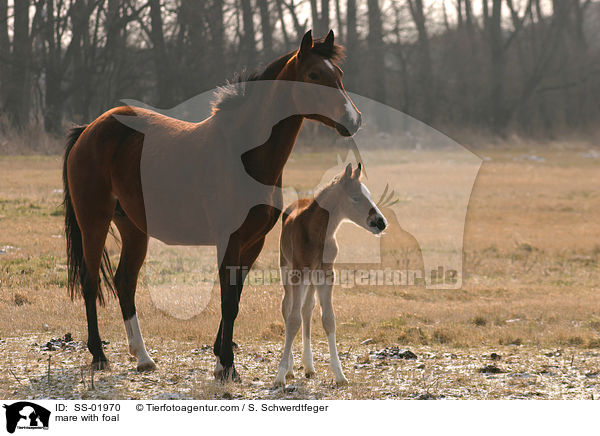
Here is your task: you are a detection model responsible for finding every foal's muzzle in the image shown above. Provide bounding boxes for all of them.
[368,214,387,234]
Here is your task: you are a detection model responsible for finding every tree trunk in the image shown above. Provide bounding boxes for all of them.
[69,0,94,122]
[345,0,358,90]
[0,0,10,108]
[275,0,290,50]
[310,0,320,35]
[257,0,273,60]
[310,0,329,37]
[334,0,344,43]
[408,0,435,123]
[320,0,330,36]
[240,0,256,65]
[7,0,31,128]
[488,0,508,133]
[43,0,63,133]
[208,0,226,82]
[149,0,171,107]
[367,0,386,104]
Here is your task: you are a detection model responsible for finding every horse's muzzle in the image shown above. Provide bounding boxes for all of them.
[368,215,387,234]
[336,111,362,137]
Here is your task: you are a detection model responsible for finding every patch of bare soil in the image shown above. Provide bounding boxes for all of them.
[1,334,599,400]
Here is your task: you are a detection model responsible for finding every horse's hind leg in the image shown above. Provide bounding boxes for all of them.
[274,277,307,387]
[113,214,155,372]
[301,285,316,378]
[76,200,115,370]
[316,280,347,385]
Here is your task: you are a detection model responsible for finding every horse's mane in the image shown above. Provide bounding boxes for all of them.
[313,173,343,200]
[211,38,345,114]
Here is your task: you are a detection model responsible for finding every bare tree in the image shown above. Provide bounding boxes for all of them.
[334,0,344,43]
[310,0,329,37]
[367,0,386,104]
[344,0,358,90]
[407,0,434,122]
[240,0,257,65]
[148,0,171,107]
[258,0,274,59]
[281,0,306,42]
[0,0,10,108]
[6,0,32,128]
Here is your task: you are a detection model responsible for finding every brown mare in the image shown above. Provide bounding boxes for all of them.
[63,30,361,381]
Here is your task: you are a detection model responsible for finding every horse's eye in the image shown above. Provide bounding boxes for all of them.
[308,72,319,81]
[351,196,361,203]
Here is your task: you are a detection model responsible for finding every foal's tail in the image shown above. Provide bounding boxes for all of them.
[63,125,115,305]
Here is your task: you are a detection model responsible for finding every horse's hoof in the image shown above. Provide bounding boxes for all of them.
[335,376,349,386]
[305,370,316,379]
[285,371,295,380]
[273,378,286,388]
[137,359,157,372]
[220,366,241,383]
[91,359,110,371]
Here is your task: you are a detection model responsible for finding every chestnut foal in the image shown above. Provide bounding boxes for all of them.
[275,163,387,386]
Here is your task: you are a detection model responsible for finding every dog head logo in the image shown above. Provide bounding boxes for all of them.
[3,402,50,433]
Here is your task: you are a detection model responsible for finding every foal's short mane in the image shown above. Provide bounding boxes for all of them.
[211,38,345,114]
[314,174,342,198]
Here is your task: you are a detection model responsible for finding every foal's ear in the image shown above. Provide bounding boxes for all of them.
[324,29,334,47]
[298,30,313,61]
[343,162,352,179]
[353,162,362,179]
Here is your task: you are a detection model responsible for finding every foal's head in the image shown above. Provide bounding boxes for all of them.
[332,163,387,234]
[286,30,362,136]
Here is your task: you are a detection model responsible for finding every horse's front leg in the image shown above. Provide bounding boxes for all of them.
[213,236,266,381]
[219,264,241,382]
[216,240,242,383]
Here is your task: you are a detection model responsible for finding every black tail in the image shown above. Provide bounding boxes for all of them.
[63,125,115,305]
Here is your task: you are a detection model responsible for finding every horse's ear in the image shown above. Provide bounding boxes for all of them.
[353,162,362,179]
[344,162,352,179]
[298,30,313,61]
[324,29,334,48]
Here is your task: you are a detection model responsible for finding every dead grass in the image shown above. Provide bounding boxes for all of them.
[0,142,599,399]
[0,118,63,154]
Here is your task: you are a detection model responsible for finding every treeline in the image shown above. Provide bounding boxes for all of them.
[0,0,598,140]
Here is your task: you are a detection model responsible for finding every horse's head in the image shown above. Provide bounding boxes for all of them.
[334,163,387,234]
[286,30,362,136]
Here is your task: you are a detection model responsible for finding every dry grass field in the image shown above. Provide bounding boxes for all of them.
[0,139,599,399]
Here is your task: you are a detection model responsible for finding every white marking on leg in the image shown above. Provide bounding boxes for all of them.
[124,314,156,371]
[214,356,224,376]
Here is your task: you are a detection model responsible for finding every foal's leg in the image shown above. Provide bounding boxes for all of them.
[301,285,316,378]
[275,279,307,387]
[114,215,155,372]
[316,281,347,385]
